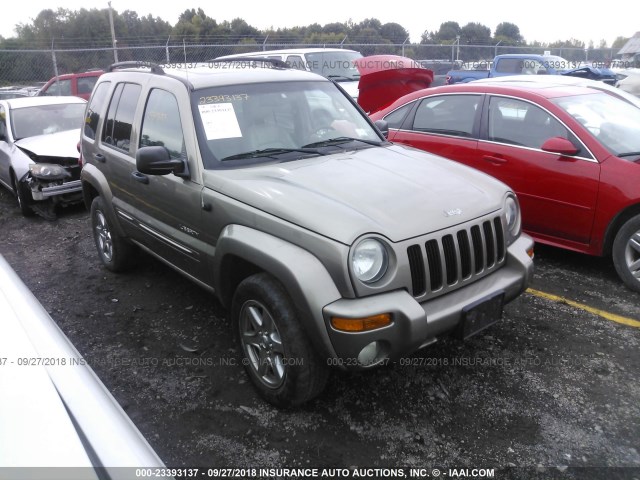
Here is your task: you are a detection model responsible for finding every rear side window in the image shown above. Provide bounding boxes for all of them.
[102,82,141,152]
[78,76,99,95]
[383,102,415,129]
[286,55,306,70]
[42,79,72,96]
[412,95,480,138]
[84,81,111,140]
[140,89,185,159]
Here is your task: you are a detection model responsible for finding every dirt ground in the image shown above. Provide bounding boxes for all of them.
[1,188,639,480]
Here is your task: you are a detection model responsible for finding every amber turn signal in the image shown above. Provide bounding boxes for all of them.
[330,313,392,332]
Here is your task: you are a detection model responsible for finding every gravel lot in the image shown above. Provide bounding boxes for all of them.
[1,188,639,480]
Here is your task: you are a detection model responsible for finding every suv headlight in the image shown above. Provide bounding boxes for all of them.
[350,238,388,284]
[505,194,521,242]
[29,163,70,181]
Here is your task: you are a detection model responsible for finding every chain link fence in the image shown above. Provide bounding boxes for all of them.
[0,41,623,89]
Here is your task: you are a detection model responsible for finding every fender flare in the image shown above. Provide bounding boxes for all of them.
[80,164,128,238]
[213,224,343,359]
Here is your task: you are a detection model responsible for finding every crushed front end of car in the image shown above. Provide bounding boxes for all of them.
[15,129,83,219]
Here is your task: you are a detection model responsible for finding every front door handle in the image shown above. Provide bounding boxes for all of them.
[132,171,149,184]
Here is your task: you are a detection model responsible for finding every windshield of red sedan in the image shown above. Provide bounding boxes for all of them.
[11,103,86,140]
[552,92,640,158]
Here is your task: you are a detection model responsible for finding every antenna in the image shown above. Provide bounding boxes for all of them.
[183,39,190,84]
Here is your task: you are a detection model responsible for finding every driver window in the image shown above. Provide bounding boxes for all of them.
[140,89,185,160]
[487,97,584,154]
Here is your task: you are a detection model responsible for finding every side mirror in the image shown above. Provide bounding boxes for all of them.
[541,137,579,156]
[374,119,389,139]
[136,146,189,178]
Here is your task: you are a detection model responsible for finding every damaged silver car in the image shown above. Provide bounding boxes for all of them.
[0,96,86,219]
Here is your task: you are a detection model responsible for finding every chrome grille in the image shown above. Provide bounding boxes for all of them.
[407,216,506,297]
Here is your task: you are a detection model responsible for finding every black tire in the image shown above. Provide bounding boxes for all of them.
[90,196,135,272]
[11,174,34,217]
[612,214,640,293]
[232,273,330,407]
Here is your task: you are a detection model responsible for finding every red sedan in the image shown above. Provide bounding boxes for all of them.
[370,80,640,292]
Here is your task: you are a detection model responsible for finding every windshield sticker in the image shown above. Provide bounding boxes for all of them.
[199,94,249,104]
[198,103,242,140]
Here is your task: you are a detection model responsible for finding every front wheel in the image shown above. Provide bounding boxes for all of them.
[90,196,134,272]
[12,174,34,217]
[232,273,329,407]
[612,214,640,293]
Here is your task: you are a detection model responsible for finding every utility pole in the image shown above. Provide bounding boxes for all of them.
[108,1,118,63]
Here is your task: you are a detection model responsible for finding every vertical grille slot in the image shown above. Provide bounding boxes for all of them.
[425,239,442,291]
[457,230,472,279]
[483,220,496,267]
[407,245,426,296]
[471,225,484,273]
[494,217,505,261]
[442,234,458,285]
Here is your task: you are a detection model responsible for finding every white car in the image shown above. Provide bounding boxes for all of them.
[616,68,640,98]
[0,255,170,476]
[216,48,363,99]
[0,96,86,219]
[475,74,640,108]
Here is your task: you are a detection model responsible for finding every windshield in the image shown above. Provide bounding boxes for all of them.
[304,51,362,81]
[552,92,640,158]
[11,103,85,140]
[193,80,382,168]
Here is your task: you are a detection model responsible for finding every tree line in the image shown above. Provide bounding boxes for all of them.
[0,8,630,85]
[1,7,630,51]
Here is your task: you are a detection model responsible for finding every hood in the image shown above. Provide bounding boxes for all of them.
[356,55,433,114]
[15,129,80,159]
[207,144,507,245]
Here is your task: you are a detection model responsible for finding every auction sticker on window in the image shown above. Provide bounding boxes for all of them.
[198,103,242,140]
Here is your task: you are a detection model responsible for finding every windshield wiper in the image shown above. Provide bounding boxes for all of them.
[221,147,325,161]
[618,151,640,158]
[302,137,384,149]
[327,75,360,82]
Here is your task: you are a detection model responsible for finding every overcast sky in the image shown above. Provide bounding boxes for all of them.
[1,0,637,47]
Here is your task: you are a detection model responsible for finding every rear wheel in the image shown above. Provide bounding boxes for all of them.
[232,273,329,407]
[90,196,134,272]
[11,174,34,217]
[612,214,640,293]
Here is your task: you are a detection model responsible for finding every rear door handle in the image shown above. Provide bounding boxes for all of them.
[131,171,149,184]
[93,153,106,163]
[482,155,507,165]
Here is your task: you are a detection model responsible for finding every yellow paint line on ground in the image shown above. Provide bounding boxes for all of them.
[526,288,640,328]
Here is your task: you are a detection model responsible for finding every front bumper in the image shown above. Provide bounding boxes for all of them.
[322,235,534,368]
[30,180,82,200]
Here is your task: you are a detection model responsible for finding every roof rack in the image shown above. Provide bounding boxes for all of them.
[208,57,289,69]
[107,61,165,75]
